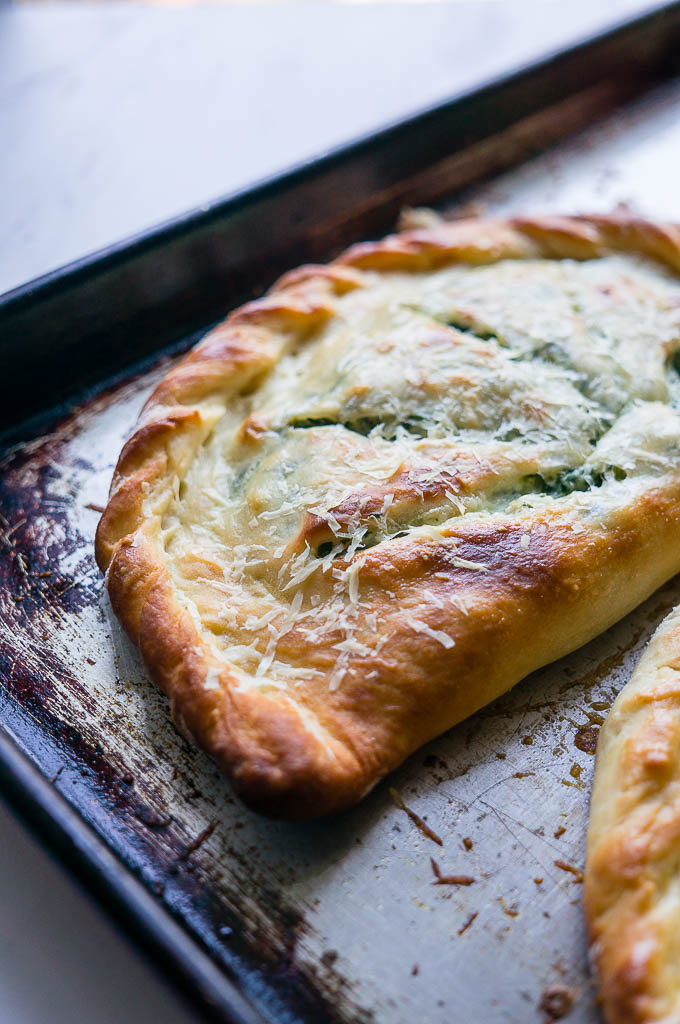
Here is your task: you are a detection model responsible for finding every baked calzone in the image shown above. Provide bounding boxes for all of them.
[586,605,680,1024]
[96,214,680,819]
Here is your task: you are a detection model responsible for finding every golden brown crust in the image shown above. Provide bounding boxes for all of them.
[586,604,680,1023]
[96,213,680,820]
[105,536,365,817]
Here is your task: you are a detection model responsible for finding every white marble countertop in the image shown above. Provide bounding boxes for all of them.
[0,2,658,1021]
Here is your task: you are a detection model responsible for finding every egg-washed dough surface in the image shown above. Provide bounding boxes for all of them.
[96,215,680,818]
[586,603,680,1024]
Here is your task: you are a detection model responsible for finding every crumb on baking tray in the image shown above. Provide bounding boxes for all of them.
[390,788,443,846]
[430,857,475,886]
[539,983,574,1020]
[574,726,599,754]
[457,911,478,936]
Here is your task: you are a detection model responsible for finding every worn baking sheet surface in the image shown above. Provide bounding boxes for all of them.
[3,78,680,1024]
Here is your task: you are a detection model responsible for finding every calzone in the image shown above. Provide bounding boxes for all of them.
[96,215,680,819]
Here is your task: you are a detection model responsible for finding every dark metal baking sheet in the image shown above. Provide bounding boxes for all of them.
[2,5,680,1023]
[2,1,679,435]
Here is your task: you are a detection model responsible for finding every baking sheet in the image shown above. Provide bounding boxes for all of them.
[3,73,680,1024]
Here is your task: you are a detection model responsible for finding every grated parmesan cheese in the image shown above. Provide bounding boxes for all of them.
[244,608,280,631]
[410,619,455,649]
[381,493,395,516]
[452,557,489,573]
[203,667,222,692]
[158,251,680,695]
[328,656,348,692]
[335,636,372,658]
